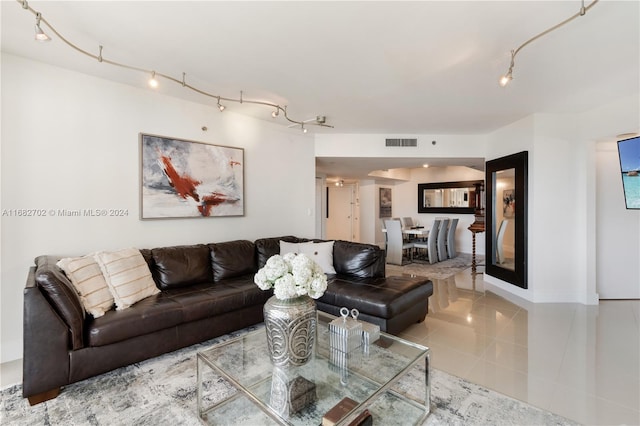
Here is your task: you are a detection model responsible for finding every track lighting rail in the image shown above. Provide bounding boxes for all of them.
[17,0,333,131]
[499,0,599,86]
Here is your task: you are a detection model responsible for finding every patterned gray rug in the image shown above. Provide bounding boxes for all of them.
[1,325,574,426]
[386,253,482,280]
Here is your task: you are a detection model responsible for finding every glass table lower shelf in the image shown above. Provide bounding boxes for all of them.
[197,311,430,425]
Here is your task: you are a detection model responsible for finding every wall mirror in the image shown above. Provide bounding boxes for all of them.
[417,180,483,214]
[485,151,528,288]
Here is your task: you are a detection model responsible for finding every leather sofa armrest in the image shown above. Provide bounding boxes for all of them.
[23,267,71,398]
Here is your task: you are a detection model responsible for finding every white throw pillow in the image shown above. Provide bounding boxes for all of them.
[279,240,300,255]
[94,248,159,310]
[298,241,336,274]
[57,254,114,318]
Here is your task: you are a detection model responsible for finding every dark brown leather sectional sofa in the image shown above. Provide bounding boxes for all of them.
[23,236,433,405]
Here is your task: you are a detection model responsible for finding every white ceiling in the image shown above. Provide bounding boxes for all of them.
[2,1,638,180]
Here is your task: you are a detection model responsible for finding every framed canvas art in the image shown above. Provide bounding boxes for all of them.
[379,187,392,218]
[503,189,515,218]
[140,134,244,219]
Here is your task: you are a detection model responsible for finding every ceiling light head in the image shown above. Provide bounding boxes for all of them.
[422,164,429,168]
[499,70,513,87]
[216,97,226,111]
[34,13,51,42]
[271,109,279,118]
[148,71,159,88]
[302,124,307,133]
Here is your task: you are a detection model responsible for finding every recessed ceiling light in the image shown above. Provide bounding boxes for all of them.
[422,164,429,168]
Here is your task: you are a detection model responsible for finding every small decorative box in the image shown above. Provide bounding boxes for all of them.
[329,308,362,353]
[360,321,380,347]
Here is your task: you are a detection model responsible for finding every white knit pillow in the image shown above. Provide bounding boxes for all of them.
[94,248,159,310]
[57,255,114,318]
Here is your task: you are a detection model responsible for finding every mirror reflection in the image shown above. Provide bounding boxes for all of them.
[422,187,471,208]
[418,180,482,214]
[493,168,515,271]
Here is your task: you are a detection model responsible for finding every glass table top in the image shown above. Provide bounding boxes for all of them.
[197,311,430,425]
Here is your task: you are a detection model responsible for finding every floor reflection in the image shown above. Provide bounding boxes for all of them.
[396,268,640,426]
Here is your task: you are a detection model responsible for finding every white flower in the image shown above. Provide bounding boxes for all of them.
[254,252,328,300]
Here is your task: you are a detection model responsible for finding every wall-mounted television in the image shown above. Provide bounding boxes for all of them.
[617,135,640,209]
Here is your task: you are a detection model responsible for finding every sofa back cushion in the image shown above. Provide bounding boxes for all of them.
[254,236,300,268]
[33,255,85,350]
[333,241,385,278]
[151,244,212,289]
[210,240,257,281]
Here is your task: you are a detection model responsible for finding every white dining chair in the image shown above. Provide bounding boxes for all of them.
[446,218,459,259]
[384,219,414,265]
[437,218,450,262]
[413,219,441,264]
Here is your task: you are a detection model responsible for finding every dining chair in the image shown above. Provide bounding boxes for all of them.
[436,218,450,262]
[413,219,441,264]
[400,217,414,228]
[446,218,459,258]
[383,219,414,265]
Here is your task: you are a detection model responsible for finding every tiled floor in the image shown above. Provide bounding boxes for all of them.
[397,268,640,425]
[2,269,638,425]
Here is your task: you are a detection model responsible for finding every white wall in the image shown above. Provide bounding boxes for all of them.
[316,133,487,159]
[393,166,485,254]
[0,54,317,362]
[484,94,640,304]
[315,133,487,251]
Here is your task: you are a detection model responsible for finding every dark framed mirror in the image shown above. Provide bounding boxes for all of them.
[417,180,483,214]
[485,151,528,288]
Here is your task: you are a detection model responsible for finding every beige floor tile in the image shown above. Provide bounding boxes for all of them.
[462,359,556,413]
[424,321,494,357]
[549,383,640,426]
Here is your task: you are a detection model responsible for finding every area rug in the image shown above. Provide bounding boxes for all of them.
[0,325,574,426]
[386,253,483,280]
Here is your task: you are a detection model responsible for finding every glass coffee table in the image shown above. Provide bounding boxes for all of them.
[197,311,430,425]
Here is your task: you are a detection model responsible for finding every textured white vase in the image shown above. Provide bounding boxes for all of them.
[263,295,317,367]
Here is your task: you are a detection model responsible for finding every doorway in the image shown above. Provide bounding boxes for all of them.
[326,184,358,242]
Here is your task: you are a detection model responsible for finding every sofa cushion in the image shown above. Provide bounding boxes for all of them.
[299,241,336,274]
[33,255,85,350]
[151,244,211,289]
[318,275,432,319]
[162,277,271,322]
[255,236,300,268]
[210,240,257,282]
[333,241,385,278]
[57,255,114,318]
[280,240,337,274]
[87,294,183,347]
[94,248,160,310]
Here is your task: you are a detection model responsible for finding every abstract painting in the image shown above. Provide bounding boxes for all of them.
[140,134,244,219]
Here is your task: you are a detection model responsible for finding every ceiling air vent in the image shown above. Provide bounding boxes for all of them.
[385,138,417,147]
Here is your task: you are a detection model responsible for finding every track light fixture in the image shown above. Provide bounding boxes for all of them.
[34,12,50,42]
[499,0,599,87]
[148,71,159,88]
[15,0,333,132]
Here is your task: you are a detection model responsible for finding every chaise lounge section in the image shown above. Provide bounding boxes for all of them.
[23,236,433,405]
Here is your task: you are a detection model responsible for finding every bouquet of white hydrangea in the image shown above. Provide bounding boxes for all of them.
[254,253,328,300]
